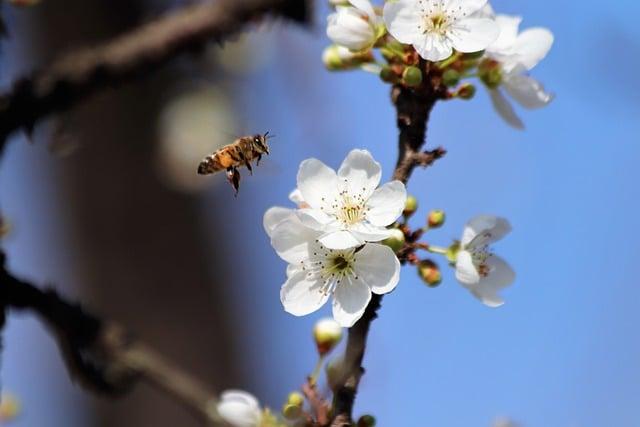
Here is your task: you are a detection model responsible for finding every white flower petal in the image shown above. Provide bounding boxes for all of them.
[337,149,381,200]
[512,27,554,71]
[217,390,262,427]
[461,214,512,248]
[327,8,376,51]
[414,33,453,61]
[353,243,400,295]
[263,206,294,238]
[454,250,480,285]
[504,73,553,109]
[297,208,335,230]
[288,188,305,205]
[319,230,364,250]
[281,270,331,316]
[366,180,407,226]
[270,217,320,264]
[297,158,339,210]
[489,88,524,129]
[447,0,488,17]
[383,0,420,44]
[467,255,515,307]
[350,222,393,243]
[332,275,372,327]
[448,17,500,53]
[488,14,522,53]
[286,264,302,278]
[349,0,375,20]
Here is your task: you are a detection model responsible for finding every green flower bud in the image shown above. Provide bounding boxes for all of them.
[379,66,397,83]
[402,66,422,87]
[313,318,343,355]
[418,260,442,287]
[287,391,304,407]
[403,195,418,217]
[282,403,303,420]
[456,83,476,100]
[382,228,405,253]
[357,415,377,427]
[427,210,445,228]
[442,69,460,87]
[478,59,502,89]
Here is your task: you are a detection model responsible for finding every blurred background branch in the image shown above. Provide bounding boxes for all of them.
[0,250,223,425]
[0,0,311,152]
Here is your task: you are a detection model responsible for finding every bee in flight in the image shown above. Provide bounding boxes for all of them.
[197,132,273,195]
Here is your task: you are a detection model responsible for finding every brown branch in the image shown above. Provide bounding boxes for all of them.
[0,0,311,151]
[0,251,222,425]
[329,63,447,426]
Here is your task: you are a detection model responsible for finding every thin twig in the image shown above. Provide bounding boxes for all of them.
[329,63,447,426]
[0,251,222,425]
[0,0,311,151]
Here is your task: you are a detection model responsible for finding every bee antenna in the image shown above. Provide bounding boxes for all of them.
[264,132,276,140]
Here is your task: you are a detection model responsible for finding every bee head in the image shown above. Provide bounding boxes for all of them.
[254,132,273,155]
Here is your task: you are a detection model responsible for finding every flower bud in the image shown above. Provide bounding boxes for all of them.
[427,210,445,228]
[0,394,20,422]
[381,228,405,253]
[287,391,304,407]
[379,66,397,83]
[417,260,442,287]
[282,403,303,420]
[456,83,476,100]
[402,66,422,87]
[323,45,373,71]
[478,59,502,89]
[357,415,377,427]
[403,195,418,217]
[313,318,343,356]
[442,69,460,87]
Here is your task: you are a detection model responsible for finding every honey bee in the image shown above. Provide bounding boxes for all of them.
[197,132,273,195]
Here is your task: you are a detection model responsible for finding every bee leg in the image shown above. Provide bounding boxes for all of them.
[244,159,253,175]
[226,167,241,196]
[256,154,262,166]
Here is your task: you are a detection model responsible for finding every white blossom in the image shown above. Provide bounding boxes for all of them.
[454,215,514,307]
[294,149,406,250]
[327,0,383,51]
[270,216,400,327]
[216,390,262,427]
[484,12,554,128]
[383,0,499,61]
[263,189,308,238]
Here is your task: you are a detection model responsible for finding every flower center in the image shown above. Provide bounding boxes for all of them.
[337,194,366,226]
[305,245,357,296]
[470,245,493,278]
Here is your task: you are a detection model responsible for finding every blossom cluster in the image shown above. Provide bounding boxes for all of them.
[264,149,406,327]
[323,0,554,128]
[264,150,516,328]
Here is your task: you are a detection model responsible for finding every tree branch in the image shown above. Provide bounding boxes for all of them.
[329,63,447,426]
[0,0,311,152]
[0,251,222,425]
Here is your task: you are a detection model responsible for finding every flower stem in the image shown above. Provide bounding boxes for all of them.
[309,355,325,386]
[426,245,448,255]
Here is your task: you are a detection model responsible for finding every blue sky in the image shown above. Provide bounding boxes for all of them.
[3,0,640,426]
